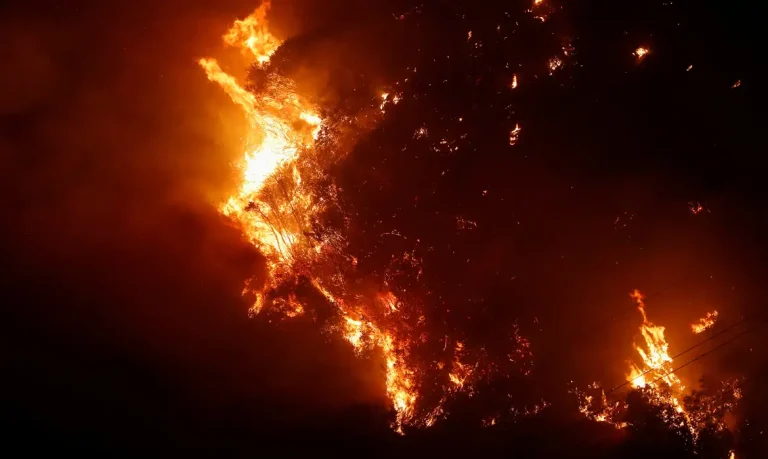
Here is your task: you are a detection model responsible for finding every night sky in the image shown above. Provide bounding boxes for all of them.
[1,0,765,456]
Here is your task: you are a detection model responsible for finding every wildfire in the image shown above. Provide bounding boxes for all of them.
[691,310,718,334]
[576,289,743,443]
[200,3,534,433]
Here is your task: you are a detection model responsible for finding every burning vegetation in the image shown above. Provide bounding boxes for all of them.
[199,1,536,432]
[575,290,744,454]
[196,0,753,453]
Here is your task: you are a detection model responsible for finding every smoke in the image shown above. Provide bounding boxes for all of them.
[1,0,396,449]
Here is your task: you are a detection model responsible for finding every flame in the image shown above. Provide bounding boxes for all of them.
[575,290,743,439]
[200,9,423,430]
[634,47,649,60]
[627,290,682,391]
[691,310,718,334]
[510,74,518,89]
[223,0,280,64]
[201,4,534,434]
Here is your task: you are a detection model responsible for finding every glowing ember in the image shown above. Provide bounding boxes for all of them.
[634,47,649,60]
[689,201,705,215]
[691,310,718,334]
[731,80,742,88]
[548,56,563,74]
[510,74,518,89]
[509,123,521,145]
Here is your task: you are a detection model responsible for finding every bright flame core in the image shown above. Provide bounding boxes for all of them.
[199,3,534,433]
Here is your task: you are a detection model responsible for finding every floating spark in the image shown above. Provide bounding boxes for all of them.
[688,201,705,215]
[633,47,649,61]
[691,310,718,334]
[509,124,522,145]
[548,57,563,74]
[731,80,741,88]
[510,74,518,89]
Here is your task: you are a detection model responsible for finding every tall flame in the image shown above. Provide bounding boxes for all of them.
[198,3,485,433]
[627,289,683,391]
[199,2,537,433]
[578,290,744,439]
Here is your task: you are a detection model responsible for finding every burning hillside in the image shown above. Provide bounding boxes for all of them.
[199,1,536,431]
[194,0,756,449]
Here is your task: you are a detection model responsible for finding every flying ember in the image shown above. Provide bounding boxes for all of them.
[691,310,718,334]
[634,47,650,60]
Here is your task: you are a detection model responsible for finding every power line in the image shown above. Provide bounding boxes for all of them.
[648,324,758,386]
[607,313,759,394]
[576,282,682,341]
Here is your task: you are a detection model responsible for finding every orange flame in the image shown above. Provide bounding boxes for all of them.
[200,4,534,433]
[633,47,649,60]
[223,0,281,64]
[627,290,682,390]
[691,310,718,334]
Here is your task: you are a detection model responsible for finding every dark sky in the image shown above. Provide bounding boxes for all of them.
[1,0,765,456]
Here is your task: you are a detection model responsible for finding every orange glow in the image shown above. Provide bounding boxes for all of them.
[223,0,280,64]
[510,74,518,89]
[200,3,534,434]
[691,310,718,334]
[633,47,649,60]
[509,123,521,145]
[689,201,705,215]
[627,290,682,390]
[548,57,563,75]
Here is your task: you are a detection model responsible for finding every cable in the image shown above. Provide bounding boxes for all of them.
[576,283,682,342]
[648,325,758,386]
[607,312,759,394]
